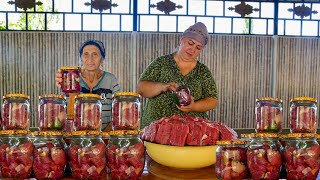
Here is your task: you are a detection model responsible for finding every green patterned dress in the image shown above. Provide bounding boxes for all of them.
[139,53,218,128]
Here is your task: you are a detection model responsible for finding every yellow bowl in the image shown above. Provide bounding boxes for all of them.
[145,141,217,169]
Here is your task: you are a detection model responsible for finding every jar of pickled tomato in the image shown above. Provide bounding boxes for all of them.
[247,133,282,180]
[106,130,145,180]
[60,66,81,96]
[74,94,102,131]
[32,131,67,179]
[255,97,283,133]
[0,130,34,179]
[67,130,107,180]
[112,92,141,130]
[290,97,318,133]
[38,94,67,131]
[284,133,319,180]
[215,140,248,180]
[2,93,30,130]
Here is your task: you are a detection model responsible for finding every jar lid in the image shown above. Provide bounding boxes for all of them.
[0,130,28,135]
[72,130,100,136]
[109,130,140,135]
[290,97,317,103]
[113,92,141,98]
[63,132,72,137]
[39,94,66,100]
[278,134,288,138]
[252,133,279,138]
[75,94,101,99]
[101,132,110,137]
[60,66,80,70]
[240,133,254,138]
[256,97,282,103]
[3,93,29,99]
[316,134,320,139]
[216,140,246,145]
[38,131,63,136]
[28,131,39,136]
[287,133,315,138]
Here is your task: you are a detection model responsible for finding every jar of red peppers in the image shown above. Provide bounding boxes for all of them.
[247,133,283,180]
[112,92,141,130]
[240,133,254,144]
[32,131,67,180]
[290,97,318,133]
[101,131,110,145]
[38,94,67,131]
[2,93,30,130]
[215,140,248,180]
[67,131,107,180]
[74,94,102,131]
[0,130,34,179]
[60,66,81,96]
[107,130,145,180]
[255,97,283,133]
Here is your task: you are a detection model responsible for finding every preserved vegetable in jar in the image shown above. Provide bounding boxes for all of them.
[215,140,248,180]
[247,133,282,180]
[284,133,320,180]
[290,97,318,133]
[74,94,102,131]
[0,130,34,179]
[112,92,141,130]
[173,85,192,106]
[2,94,30,130]
[101,131,110,145]
[255,97,283,133]
[38,94,67,130]
[67,131,106,180]
[60,66,81,96]
[107,130,145,180]
[32,131,67,180]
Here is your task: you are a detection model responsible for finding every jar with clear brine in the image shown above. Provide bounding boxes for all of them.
[247,133,282,180]
[112,92,141,130]
[39,94,67,131]
[74,94,102,131]
[215,140,248,180]
[60,66,81,96]
[0,130,34,179]
[107,130,145,180]
[290,97,318,133]
[284,133,320,180]
[67,131,107,180]
[2,94,30,130]
[255,97,283,133]
[32,131,67,180]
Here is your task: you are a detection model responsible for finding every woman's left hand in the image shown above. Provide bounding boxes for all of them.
[176,96,194,112]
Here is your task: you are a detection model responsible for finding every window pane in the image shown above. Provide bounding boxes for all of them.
[1,2,15,11]
[178,16,195,32]
[311,4,320,20]
[37,0,53,12]
[215,17,231,33]
[206,1,223,16]
[278,20,284,35]
[197,17,213,33]
[28,13,45,30]
[168,0,186,15]
[225,2,241,17]
[188,0,204,15]
[47,13,63,30]
[83,14,100,31]
[138,0,149,14]
[302,21,318,36]
[121,15,133,31]
[8,13,26,30]
[102,15,120,31]
[285,20,301,36]
[55,0,72,12]
[65,14,81,30]
[251,19,267,35]
[112,0,131,13]
[268,19,274,35]
[140,15,158,31]
[278,3,293,19]
[233,18,247,34]
[159,16,176,32]
[0,13,6,30]
[261,3,274,18]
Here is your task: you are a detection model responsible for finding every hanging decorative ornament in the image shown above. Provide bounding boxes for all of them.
[7,0,43,11]
[228,1,259,17]
[288,4,318,18]
[84,0,118,13]
[150,0,183,15]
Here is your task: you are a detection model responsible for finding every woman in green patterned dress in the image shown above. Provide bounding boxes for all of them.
[137,22,218,128]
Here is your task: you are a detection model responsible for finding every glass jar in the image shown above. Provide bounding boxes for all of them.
[2,93,30,130]
[173,85,192,106]
[101,131,110,145]
[32,131,67,180]
[60,66,81,96]
[67,131,107,180]
[284,133,319,180]
[38,94,67,131]
[278,134,289,148]
[247,133,282,180]
[290,97,318,133]
[74,94,102,131]
[0,130,34,179]
[107,130,145,180]
[240,133,254,144]
[112,92,141,130]
[255,97,283,133]
[215,140,248,180]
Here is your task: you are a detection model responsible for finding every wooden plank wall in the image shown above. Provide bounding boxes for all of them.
[0,32,319,129]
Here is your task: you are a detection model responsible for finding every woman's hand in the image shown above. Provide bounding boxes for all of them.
[162,82,179,92]
[55,69,63,88]
[176,96,195,112]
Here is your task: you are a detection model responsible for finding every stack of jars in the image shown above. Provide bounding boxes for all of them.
[66,93,107,180]
[0,94,34,179]
[107,92,146,179]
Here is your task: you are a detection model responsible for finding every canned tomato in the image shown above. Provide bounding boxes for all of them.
[60,66,81,96]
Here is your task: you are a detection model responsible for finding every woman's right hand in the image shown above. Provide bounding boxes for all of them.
[162,82,179,92]
[55,69,63,88]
